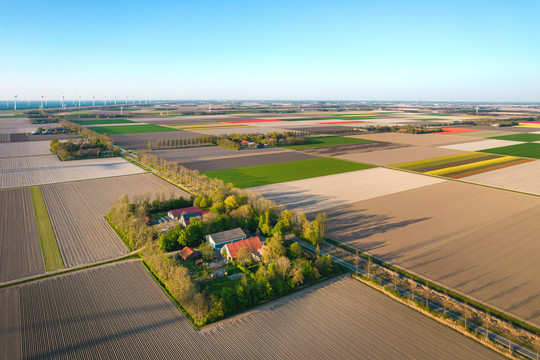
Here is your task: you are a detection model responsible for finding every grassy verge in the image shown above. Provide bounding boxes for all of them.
[29,186,64,271]
[351,274,519,359]
[0,254,140,289]
[203,157,375,188]
[325,237,539,336]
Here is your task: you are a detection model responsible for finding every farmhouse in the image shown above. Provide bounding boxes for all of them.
[167,206,203,227]
[178,246,199,261]
[221,236,265,261]
[206,228,247,250]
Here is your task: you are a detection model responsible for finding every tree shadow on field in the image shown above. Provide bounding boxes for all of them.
[254,188,341,213]
[321,207,430,253]
[15,302,205,359]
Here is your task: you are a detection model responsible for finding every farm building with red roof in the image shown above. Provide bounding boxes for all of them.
[221,236,264,260]
[178,246,199,261]
[168,206,203,227]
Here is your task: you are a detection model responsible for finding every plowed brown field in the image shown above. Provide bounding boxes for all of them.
[0,188,44,282]
[0,261,504,359]
[41,174,189,267]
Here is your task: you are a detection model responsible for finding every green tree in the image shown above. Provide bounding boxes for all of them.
[199,241,215,261]
[315,212,328,239]
[220,287,237,315]
[303,220,321,246]
[235,246,252,265]
[147,140,152,150]
[290,242,303,258]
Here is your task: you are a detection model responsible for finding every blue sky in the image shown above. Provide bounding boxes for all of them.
[1,0,539,101]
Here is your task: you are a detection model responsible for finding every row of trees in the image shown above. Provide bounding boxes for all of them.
[150,135,218,150]
[366,125,443,134]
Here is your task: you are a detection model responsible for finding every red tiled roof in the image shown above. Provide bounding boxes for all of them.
[225,236,263,259]
[178,246,199,260]
[169,206,201,218]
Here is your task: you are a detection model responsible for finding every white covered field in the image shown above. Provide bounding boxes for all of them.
[0,141,51,158]
[0,155,145,189]
[440,139,524,151]
[250,168,445,213]
[463,159,540,195]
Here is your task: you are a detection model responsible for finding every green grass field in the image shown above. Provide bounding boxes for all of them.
[203,157,374,188]
[489,133,540,142]
[29,186,64,272]
[0,113,25,118]
[280,136,372,149]
[480,143,540,159]
[71,119,136,125]
[89,124,180,134]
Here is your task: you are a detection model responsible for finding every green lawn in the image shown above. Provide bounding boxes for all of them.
[89,124,180,134]
[488,133,540,142]
[480,143,540,159]
[203,157,375,188]
[280,136,373,149]
[71,119,136,125]
[29,186,64,272]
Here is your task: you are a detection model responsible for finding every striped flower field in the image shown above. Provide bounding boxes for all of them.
[392,152,532,179]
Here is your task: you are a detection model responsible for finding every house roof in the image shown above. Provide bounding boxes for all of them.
[224,236,263,259]
[209,228,246,245]
[169,206,201,218]
[178,246,198,260]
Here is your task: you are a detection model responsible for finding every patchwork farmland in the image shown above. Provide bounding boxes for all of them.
[251,167,445,213]
[0,261,504,359]
[89,123,179,134]
[41,174,189,267]
[204,157,374,188]
[0,140,51,158]
[0,188,44,282]
[392,152,530,178]
[0,155,145,189]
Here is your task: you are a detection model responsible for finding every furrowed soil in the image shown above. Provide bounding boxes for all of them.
[0,261,504,359]
[40,174,189,267]
[180,151,319,172]
[0,155,145,189]
[322,180,540,328]
[0,188,44,282]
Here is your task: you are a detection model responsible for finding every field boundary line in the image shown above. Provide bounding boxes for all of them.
[351,275,519,360]
[297,239,536,359]
[29,186,64,272]
[0,251,141,289]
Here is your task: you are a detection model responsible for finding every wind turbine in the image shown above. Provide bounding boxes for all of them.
[14,94,17,110]
[114,96,117,105]
[92,96,95,106]
[79,96,81,107]
[104,95,107,106]
[41,96,44,109]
